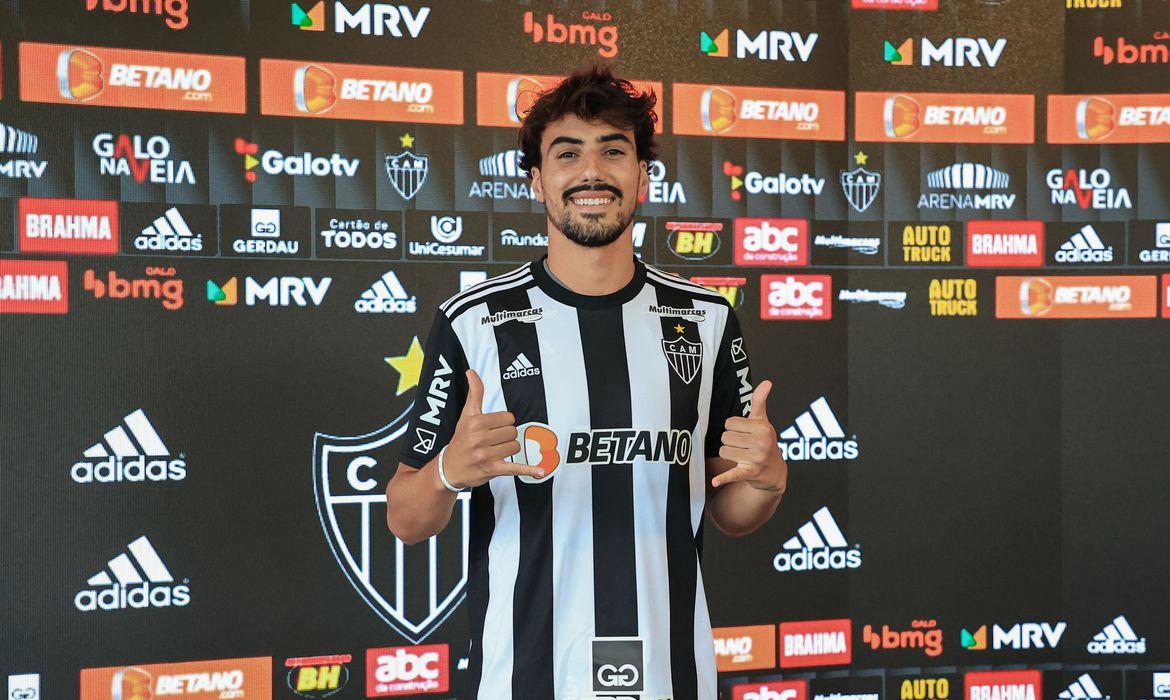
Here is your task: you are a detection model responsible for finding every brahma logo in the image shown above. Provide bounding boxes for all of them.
[713,625,776,672]
[995,275,1157,319]
[883,37,1006,67]
[19,43,245,113]
[666,221,722,261]
[779,619,852,668]
[260,58,462,124]
[286,655,351,698]
[761,275,831,320]
[1093,35,1169,65]
[673,83,845,140]
[862,619,944,657]
[774,506,861,572]
[85,0,189,30]
[1046,168,1131,210]
[929,278,978,317]
[853,0,938,8]
[522,10,618,58]
[18,198,119,255]
[1048,94,1170,143]
[0,260,68,315]
[734,680,807,700]
[74,535,190,611]
[966,221,1043,267]
[965,670,1041,700]
[735,219,809,266]
[290,2,431,37]
[80,657,271,700]
[0,122,48,179]
[700,28,818,62]
[83,267,184,310]
[367,645,448,696]
[855,92,1034,143]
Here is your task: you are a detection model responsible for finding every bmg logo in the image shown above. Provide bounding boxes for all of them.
[592,637,644,694]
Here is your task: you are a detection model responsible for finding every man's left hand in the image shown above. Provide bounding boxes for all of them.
[711,380,788,492]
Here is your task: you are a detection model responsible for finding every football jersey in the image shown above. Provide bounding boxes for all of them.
[398,254,753,700]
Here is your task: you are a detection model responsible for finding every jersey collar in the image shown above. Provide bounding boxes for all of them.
[532,253,647,309]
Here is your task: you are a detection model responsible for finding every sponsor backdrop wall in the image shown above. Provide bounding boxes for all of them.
[1,0,1169,698]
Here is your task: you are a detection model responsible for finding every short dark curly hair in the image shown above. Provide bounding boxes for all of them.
[517,62,659,177]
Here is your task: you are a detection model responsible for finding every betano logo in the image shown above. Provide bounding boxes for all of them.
[0,122,47,179]
[71,408,185,484]
[855,92,1034,143]
[356,270,416,314]
[995,275,1157,319]
[522,10,618,58]
[778,396,858,461]
[85,0,188,30]
[290,2,430,37]
[700,28,818,62]
[1087,615,1147,654]
[883,37,1006,67]
[475,72,662,131]
[0,260,69,315]
[1048,94,1170,144]
[778,619,852,668]
[713,625,776,672]
[773,506,861,572]
[74,535,189,611]
[673,83,845,141]
[80,657,272,700]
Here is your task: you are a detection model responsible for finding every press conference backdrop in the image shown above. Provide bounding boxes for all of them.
[1,0,1168,698]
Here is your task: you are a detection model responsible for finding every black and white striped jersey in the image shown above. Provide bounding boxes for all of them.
[398,254,753,700]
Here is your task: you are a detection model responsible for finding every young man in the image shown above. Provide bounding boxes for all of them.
[386,63,788,700]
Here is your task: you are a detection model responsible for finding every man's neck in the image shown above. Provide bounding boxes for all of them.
[545,227,636,297]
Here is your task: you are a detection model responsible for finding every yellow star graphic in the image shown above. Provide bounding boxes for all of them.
[674,323,685,334]
[385,336,424,396]
[854,150,869,166]
[399,133,415,148]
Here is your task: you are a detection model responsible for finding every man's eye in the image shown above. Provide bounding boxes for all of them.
[558,151,577,159]
[606,149,625,156]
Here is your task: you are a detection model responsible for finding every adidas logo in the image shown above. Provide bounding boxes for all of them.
[71,409,186,484]
[132,207,204,253]
[1087,615,1147,655]
[74,535,191,611]
[773,506,862,573]
[1055,224,1113,263]
[354,270,417,314]
[502,353,541,381]
[1059,674,1109,700]
[778,396,860,461]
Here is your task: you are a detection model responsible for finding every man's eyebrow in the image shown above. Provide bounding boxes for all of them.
[547,135,585,149]
[598,133,632,145]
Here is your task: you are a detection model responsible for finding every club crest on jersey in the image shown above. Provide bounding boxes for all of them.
[662,335,702,384]
[313,406,469,643]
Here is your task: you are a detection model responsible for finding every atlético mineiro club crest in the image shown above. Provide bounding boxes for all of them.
[840,166,881,213]
[662,336,703,384]
[385,149,428,200]
[313,405,469,643]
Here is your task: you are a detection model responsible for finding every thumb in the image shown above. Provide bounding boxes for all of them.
[748,380,772,420]
[462,369,484,416]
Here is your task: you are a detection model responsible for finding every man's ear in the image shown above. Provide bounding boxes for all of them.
[530,166,544,203]
[637,160,649,201]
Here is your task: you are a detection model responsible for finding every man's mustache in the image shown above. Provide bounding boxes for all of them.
[562,184,623,202]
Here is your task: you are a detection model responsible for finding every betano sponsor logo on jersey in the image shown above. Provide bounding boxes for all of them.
[79,657,271,700]
[356,271,416,314]
[85,0,189,30]
[930,278,978,317]
[856,92,1034,143]
[778,396,859,461]
[92,132,195,184]
[762,275,832,320]
[735,219,809,266]
[862,619,943,657]
[883,37,1006,67]
[0,260,68,314]
[965,670,1042,700]
[1046,168,1131,210]
[919,163,1014,210]
[522,10,618,57]
[207,275,332,307]
[1048,94,1170,143]
[1087,615,1147,654]
[83,266,184,310]
[475,72,663,130]
[961,621,1066,650]
[733,679,807,700]
[366,644,449,696]
[19,42,245,113]
[673,82,845,140]
[966,220,1043,267]
[699,27,818,62]
[713,625,776,672]
[995,275,1157,319]
[286,655,352,698]
[774,506,861,572]
[260,58,461,123]
[290,2,431,37]
[18,198,119,255]
[0,121,48,178]
[779,619,852,668]
[74,535,189,611]
[71,408,185,484]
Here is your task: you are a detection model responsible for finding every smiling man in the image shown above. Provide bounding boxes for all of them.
[385,63,788,700]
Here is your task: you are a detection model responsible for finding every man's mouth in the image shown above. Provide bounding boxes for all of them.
[566,189,619,211]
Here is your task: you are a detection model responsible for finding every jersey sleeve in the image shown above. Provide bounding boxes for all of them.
[397,310,471,469]
[705,306,753,458]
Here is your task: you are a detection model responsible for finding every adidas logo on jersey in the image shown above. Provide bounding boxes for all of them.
[1059,674,1110,700]
[355,270,417,314]
[132,207,204,252]
[778,396,859,461]
[502,353,541,380]
[1087,615,1146,654]
[773,506,862,573]
[71,409,186,483]
[74,535,190,611]
[1055,224,1113,263]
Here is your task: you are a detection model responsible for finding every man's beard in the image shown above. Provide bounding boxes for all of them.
[551,186,635,248]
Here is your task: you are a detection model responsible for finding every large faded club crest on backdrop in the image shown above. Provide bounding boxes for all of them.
[313,405,469,643]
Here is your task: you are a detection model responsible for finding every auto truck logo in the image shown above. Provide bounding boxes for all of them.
[313,406,469,643]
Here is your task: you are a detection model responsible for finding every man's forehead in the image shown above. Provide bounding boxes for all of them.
[542,116,634,148]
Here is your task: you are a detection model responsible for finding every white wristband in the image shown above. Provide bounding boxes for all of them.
[436,446,465,493]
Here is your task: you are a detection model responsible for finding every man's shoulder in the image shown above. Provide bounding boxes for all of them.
[641,262,733,308]
[437,262,536,322]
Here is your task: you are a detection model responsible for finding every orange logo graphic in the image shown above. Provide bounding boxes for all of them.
[476,72,662,130]
[1048,94,1170,143]
[81,657,272,700]
[714,625,777,672]
[856,91,1034,143]
[20,42,245,113]
[260,59,463,124]
[674,83,845,141]
[996,275,1157,319]
[511,422,560,483]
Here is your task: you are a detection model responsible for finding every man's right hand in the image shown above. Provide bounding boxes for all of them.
[439,369,543,489]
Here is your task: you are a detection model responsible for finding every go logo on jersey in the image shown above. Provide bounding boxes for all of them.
[511,422,560,483]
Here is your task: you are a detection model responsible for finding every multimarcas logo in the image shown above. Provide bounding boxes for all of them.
[74,535,189,611]
[773,506,861,573]
[71,408,185,483]
[79,657,271,700]
[713,625,776,672]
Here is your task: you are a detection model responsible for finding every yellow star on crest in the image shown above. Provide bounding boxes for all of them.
[399,133,415,148]
[674,323,686,334]
[854,150,869,166]
[385,336,424,396]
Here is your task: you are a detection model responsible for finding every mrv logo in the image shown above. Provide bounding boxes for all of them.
[778,396,859,461]
[774,506,862,572]
[291,2,431,37]
[71,409,186,483]
[567,429,692,466]
[75,535,190,611]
